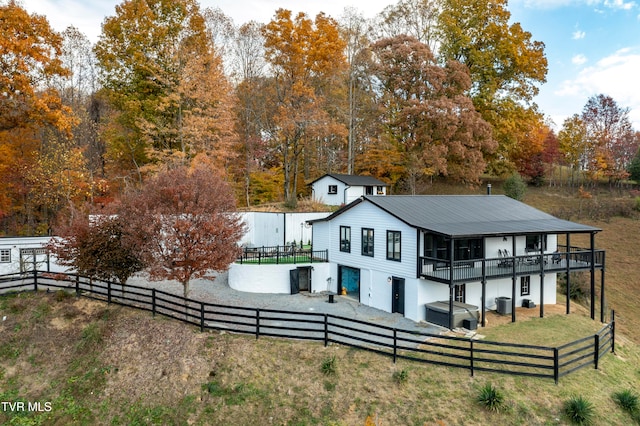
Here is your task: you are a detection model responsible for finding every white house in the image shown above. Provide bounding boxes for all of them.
[309,195,605,329]
[0,236,64,275]
[310,174,388,206]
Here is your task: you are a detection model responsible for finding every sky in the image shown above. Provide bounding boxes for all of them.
[20,0,640,130]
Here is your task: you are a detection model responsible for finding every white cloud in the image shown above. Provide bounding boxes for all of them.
[572,30,586,39]
[556,47,640,128]
[572,54,588,64]
[604,0,637,10]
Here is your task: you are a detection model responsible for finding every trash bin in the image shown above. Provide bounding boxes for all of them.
[496,297,512,315]
[463,318,477,330]
[522,299,535,308]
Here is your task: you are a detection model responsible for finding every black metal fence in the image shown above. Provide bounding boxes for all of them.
[0,271,614,384]
[237,245,328,264]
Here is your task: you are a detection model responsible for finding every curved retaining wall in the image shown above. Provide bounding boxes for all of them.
[229,262,331,294]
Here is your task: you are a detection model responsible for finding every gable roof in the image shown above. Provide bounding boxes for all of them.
[313,195,600,238]
[310,173,388,187]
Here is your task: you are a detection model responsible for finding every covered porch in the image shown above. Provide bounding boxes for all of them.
[418,230,605,329]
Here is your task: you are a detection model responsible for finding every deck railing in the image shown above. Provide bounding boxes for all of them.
[0,271,614,384]
[237,245,328,265]
[419,247,605,283]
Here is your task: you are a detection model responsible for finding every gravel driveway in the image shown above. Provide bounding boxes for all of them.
[127,271,444,337]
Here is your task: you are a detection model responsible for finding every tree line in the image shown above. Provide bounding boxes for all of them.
[1,0,638,235]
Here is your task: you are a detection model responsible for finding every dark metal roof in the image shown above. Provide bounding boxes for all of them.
[314,195,601,237]
[310,173,388,187]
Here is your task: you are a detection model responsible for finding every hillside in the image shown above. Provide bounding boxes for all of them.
[1,185,640,425]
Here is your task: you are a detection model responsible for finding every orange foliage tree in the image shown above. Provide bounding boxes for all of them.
[118,160,245,297]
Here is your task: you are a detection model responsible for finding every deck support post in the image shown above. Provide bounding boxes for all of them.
[565,233,571,315]
[511,236,517,323]
[590,232,596,320]
[540,233,545,318]
[600,252,606,323]
[481,258,487,327]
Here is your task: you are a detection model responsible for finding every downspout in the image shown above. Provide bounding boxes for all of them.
[449,237,455,330]
[343,185,350,205]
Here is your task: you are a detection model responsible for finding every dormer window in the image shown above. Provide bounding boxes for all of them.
[328,185,337,194]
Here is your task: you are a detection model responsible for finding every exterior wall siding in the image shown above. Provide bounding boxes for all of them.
[311,176,348,206]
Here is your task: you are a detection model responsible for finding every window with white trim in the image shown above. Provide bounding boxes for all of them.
[0,249,10,263]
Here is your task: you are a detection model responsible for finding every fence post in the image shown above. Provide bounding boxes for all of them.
[75,275,80,297]
[152,289,156,317]
[554,348,559,384]
[107,280,112,304]
[324,314,328,347]
[594,334,600,370]
[32,270,37,292]
[393,329,397,363]
[470,339,475,377]
[200,302,205,332]
[256,309,260,340]
[608,309,615,355]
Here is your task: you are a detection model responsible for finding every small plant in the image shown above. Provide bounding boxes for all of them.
[612,389,639,415]
[392,369,409,385]
[503,173,527,201]
[321,355,337,376]
[563,395,595,425]
[476,383,505,412]
[55,289,72,301]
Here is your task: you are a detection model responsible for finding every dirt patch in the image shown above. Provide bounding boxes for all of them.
[98,309,222,406]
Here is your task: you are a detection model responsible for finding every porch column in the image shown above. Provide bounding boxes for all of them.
[590,232,596,320]
[481,258,487,327]
[600,252,606,323]
[449,237,455,329]
[539,233,545,318]
[565,233,571,315]
[449,285,455,330]
[511,236,517,323]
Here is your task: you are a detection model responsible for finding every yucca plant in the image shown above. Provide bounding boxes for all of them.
[612,389,639,415]
[563,395,595,425]
[321,355,336,376]
[477,383,505,412]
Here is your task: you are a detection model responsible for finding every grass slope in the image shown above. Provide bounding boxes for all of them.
[1,184,639,425]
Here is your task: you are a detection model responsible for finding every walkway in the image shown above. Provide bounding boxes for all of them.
[127,272,444,336]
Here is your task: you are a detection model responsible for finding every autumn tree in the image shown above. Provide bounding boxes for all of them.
[0,1,80,234]
[370,35,495,191]
[558,114,589,186]
[373,0,440,51]
[47,209,143,284]
[0,1,73,133]
[262,9,348,207]
[95,0,236,181]
[437,0,547,173]
[581,94,637,183]
[118,159,245,298]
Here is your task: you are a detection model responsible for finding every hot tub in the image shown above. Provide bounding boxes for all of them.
[425,301,480,329]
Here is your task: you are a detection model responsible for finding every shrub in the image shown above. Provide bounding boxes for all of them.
[321,355,337,376]
[557,272,590,303]
[392,369,409,385]
[563,395,595,425]
[477,383,505,412]
[503,173,527,201]
[612,389,639,415]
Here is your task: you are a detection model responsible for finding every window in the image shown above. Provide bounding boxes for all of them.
[521,276,531,296]
[376,186,384,194]
[328,185,337,194]
[387,231,401,261]
[362,228,374,257]
[0,249,10,263]
[455,284,466,303]
[365,186,373,195]
[526,235,547,251]
[340,226,351,253]
[424,234,484,261]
